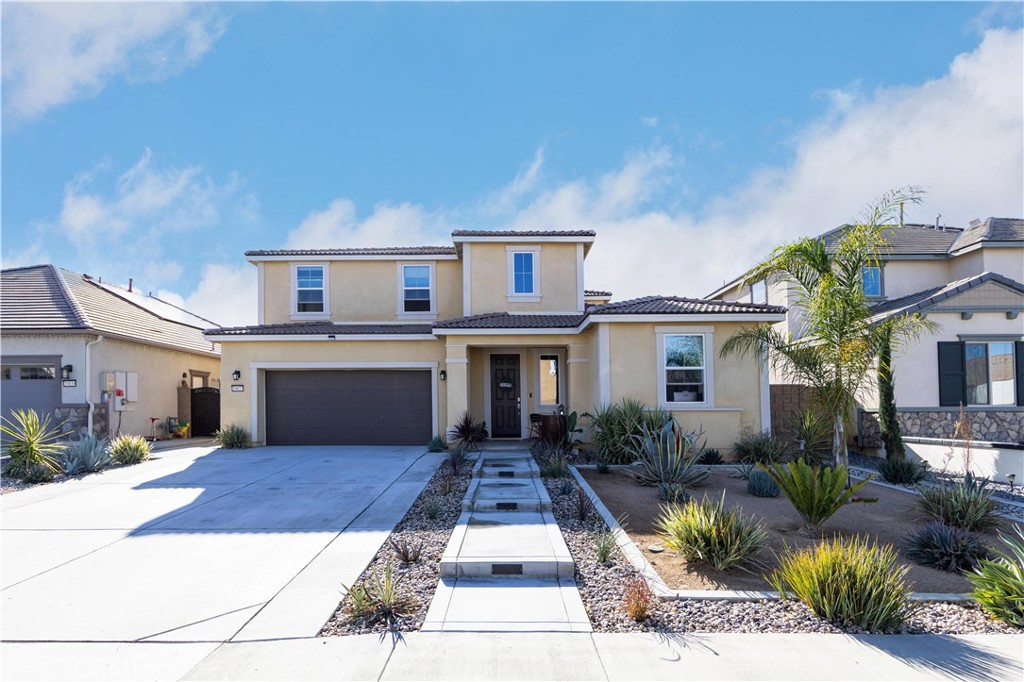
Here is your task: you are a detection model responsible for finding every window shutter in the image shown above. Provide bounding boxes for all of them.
[937,342,965,407]
[1016,341,1024,407]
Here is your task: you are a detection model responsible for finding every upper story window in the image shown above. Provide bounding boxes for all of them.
[401,264,434,314]
[861,266,883,297]
[751,280,767,304]
[293,264,327,316]
[507,246,541,300]
[663,333,706,404]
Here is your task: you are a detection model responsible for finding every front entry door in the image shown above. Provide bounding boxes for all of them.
[490,354,521,438]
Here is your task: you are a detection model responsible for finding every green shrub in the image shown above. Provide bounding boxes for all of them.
[916,475,999,532]
[427,435,448,452]
[589,398,672,465]
[389,537,423,563]
[657,482,690,504]
[966,525,1024,627]
[734,428,789,464]
[786,409,832,466]
[732,462,757,480]
[214,424,250,449]
[905,522,988,572]
[654,493,768,571]
[423,497,443,520]
[878,458,928,485]
[61,435,111,475]
[537,443,570,478]
[557,478,576,496]
[343,561,417,627]
[630,420,708,487]
[445,447,470,476]
[23,462,57,483]
[0,409,65,479]
[109,434,151,465]
[765,460,872,533]
[747,469,781,498]
[769,535,918,633]
[594,527,617,563]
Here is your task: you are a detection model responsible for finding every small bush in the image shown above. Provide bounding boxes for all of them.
[769,535,918,633]
[595,455,611,474]
[594,527,617,563]
[697,448,723,465]
[389,537,423,564]
[1,409,65,479]
[214,424,250,449]
[427,435,448,452]
[967,525,1024,627]
[878,458,928,485]
[423,497,443,520]
[343,561,416,628]
[905,522,988,572]
[787,409,832,466]
[23,462,56,483]
[61,435,111,475]
[765,460,871,533]
[557,479,576,496]
[622,575,655,622]
[538,444,570,478]
[590,398,672,465]
[916,475,999,532]
[734,429,789,464]
[654,493,768,571]
[109,434,151,465]
[445,447,470,476]
[657,482,690,504]
[747,469,781,498]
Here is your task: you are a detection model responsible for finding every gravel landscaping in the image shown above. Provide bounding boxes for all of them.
[318,456,472,636]
[543,470,1021,635]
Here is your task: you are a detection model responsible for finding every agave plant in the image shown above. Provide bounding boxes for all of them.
[629,419,708,487]
[0,409,66,479]
[61,435,111,475]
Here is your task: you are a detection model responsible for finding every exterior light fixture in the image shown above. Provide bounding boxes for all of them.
[61,364,73,380]
[439,370,447,381]
[232,370,242,381]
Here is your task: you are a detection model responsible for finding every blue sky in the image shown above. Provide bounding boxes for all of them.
[3,2,1022,325]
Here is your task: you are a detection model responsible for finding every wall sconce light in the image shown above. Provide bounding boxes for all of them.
[61,364,73,380]
[439,370,447,381]
[232,370,242,381]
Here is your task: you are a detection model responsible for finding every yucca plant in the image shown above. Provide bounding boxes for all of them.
[877,458,928,485]
[214,424,250,449]
[905,522,988,573]
[966,525,1024,627]
[594,526,617,563]
[787,409,833,466]
[343,561,417,628]
[630,420,708,487]
[61,435,111,475]
[915,475,999,532]
[448,412,488,450]
[769,535,918,632]
[654,493,768,571]
[734,428,789,464]
[0,409,65,479]
[764,460,872,534]
[109,434,151,465]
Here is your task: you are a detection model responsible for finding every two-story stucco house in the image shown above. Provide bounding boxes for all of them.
[708,217,1024,448]
[207,230,785,450]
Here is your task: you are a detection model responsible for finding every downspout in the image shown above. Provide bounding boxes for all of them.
[85,335,104,436]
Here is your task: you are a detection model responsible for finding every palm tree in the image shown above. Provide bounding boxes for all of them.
[720,188,936,471]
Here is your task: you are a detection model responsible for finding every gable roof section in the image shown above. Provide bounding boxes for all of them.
[1,265,219,356]
[587,295,787,316]
[950,218,1024,253]
[451,229,596,238]
[868,272,1024,323]
[433,312,584,330]
[210,322,434,337]
[245,246,457,259]
[1,265,88,330]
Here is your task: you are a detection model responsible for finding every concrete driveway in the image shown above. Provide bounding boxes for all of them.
[1,444,441,644]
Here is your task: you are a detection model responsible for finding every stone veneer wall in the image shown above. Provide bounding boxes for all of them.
[769,384,818,444]
[860,409,1023,447]
[53,403,108,440]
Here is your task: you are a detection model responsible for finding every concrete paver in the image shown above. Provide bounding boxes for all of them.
[1,529,129,588]
[2,642,223,682]
[422,577,591,632]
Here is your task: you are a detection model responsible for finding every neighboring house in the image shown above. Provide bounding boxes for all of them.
[1,265,222,439]
[206,230,785,450]
[708,218,1024,447]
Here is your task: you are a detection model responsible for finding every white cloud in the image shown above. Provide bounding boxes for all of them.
[642,116,658,128]
[2,3,228,121]
[285,198,442,249]
[157,263,256,328]
[0,239,50,270]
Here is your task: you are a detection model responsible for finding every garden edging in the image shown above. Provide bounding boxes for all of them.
[569,465,973,603]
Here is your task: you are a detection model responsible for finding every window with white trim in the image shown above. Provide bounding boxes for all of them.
[751,280,767,304]
[664,334,705,403]
[512,252,535,294]
[402,264,432,313]
[295,265,326,314]
[965,341,1015,406]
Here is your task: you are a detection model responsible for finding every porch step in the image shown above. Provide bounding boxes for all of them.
[474,456,539,480]
[439,511,574,579]
[461,478,551,513]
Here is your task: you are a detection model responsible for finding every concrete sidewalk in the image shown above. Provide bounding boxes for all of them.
[3,632,1021,681]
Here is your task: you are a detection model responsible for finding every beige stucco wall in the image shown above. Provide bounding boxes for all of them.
[604,322,765,452]
[261,259,462,324]
[467,243,581,314]
[219,338,446,444]
[91,338,220,437]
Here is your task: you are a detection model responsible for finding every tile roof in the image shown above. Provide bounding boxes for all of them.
[951,218,1024,252]
[1,265,219,356]
[451,230,596,238]
[584,289,613,297]
[245,246,457,257]
[209,322,434,336]
[433,312,584,330]
[868,272,1024,323]
[821,223,963,256]
[587,296,787,316]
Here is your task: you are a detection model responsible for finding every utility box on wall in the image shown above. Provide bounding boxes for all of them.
[112,371,139,412]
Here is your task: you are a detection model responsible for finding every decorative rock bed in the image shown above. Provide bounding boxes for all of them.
[319,457,472,636]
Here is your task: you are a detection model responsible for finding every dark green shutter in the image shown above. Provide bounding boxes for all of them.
[1016,341,1024,407]
[937,342,965,407]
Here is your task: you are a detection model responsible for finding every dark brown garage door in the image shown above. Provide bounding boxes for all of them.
[265,370,432,445]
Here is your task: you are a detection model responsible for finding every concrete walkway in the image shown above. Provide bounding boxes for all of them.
[424,448,588,632]
[4,632,1021,681]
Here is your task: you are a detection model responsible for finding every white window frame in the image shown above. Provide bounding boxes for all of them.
[396,262,437,319]
[535,350,565,409]
[751,280,767,305]
[657,328,714,408]
[861,265,884,298]
[966,340,1016,407]
[290,263,329,319]
[507,245,541,302]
